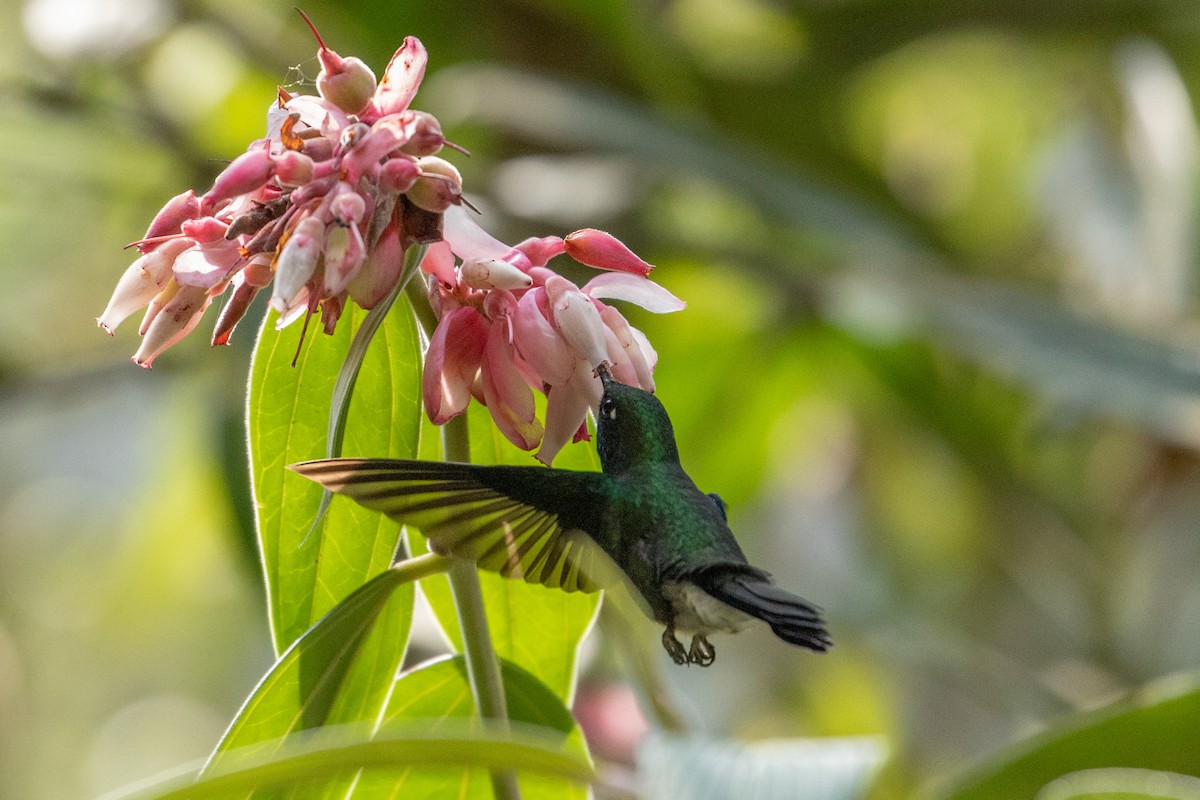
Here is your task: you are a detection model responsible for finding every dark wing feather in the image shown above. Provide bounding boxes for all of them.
[696,570,832,652]
[291,458,620,594]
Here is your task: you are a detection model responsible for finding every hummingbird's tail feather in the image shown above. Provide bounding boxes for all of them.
[699,572,832,652]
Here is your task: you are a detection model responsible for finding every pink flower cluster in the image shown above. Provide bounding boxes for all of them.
[421,212,682,464]
[98,16,682,464]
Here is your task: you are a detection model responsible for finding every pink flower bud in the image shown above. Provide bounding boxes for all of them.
[271,216,325,313]
[379,155,420,193]
[139,191,201,253]
[97,238,192,333]
[329,188,367,227]
[297,9,378,115]
[546,275,609,369]
[515,236,566,268]
[274,150,315,187]
[460,258,533,291]
[371,36,428,118]
[202,145,275,210]
[565,229,653,276]
[406,156,462,212]
[212,279,260,346]
[400,111,448,156]
[340,113,417,183]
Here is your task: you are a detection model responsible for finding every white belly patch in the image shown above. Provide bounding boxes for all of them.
[663,581,753,635]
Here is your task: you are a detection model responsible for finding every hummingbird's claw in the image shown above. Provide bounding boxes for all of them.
[662,625,688,666]
[688,634,715,667]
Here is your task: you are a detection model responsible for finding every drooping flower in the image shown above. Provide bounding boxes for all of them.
[99,14,685,463]
[421,207,683,464]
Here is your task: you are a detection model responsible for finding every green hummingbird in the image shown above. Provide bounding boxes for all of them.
[292,368,830,666]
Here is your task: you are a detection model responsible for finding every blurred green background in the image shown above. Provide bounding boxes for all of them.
[4,0,1200,797]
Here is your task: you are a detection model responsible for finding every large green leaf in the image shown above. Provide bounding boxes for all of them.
[410,401,602,703]
[206,567,416,777]
[931,674,1200,800]
[347,655,590,799]
[100,724,592,800]
[247,300,422,653]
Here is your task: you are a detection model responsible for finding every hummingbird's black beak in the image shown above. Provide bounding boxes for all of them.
[595,361,615,386]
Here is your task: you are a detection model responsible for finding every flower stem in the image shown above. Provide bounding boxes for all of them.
[389,551,453,583]
[410,276,521,800]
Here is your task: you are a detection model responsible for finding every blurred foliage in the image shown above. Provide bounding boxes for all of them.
[4,0,1200,797]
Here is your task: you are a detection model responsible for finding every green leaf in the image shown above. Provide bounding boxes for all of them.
[205,567,414,771]
[347,655,590,799]
[100,724,593,800]
[410,401,602,703]
[931,674,1200,800]
[1036,768,1200,800]
[247,299,422,654]
[636,733,886,800]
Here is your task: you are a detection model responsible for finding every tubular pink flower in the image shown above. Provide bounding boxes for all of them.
[423,305,488,424]
[407,157,462,213]
[271,216,325,313]
[511,288,574,387]
[202,144,275,211]
[340,112,417,183]
[600,305,655,392]
[546,275,610,369]
[274,150,315,187]
[582,271,686,313]
[379,156,420,193]
[323,224,367,295]
[564,228,654,276]
[98,238,193,334]
[139,190,200,253]
[347,218,403,309]
[537,359,602,466]
[369,36,428,119]
[133,283,210,368]
[481,314,543,450]
[173,218,243,288]
[284,94,351,141]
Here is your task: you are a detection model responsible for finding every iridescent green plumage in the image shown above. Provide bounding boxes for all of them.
[292,370,830,666]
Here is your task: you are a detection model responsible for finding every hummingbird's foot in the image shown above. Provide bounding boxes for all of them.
[688,634,716,667]
[661,626,688,666]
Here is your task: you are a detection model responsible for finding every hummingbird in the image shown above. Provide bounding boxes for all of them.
[292,367,830,666]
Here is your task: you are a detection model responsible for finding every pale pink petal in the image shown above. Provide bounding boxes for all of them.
[274,286,312,329]
[630,325,658,372]
[323,224,367,295]
[98,238,191,334]
[132,284,210,368]
[285,95,351,140]
[420,240,457,286]
[481,318,543,450]
[271,216,325,312]
[582,272,685,313]
[423,306,487,424]
[564,228,653,275]
[443,204,512,261]
[371,36,428,117]
[602,324,641,388]
[546,275,609,369]
[600,305,655,392]
[536,360,601,465]
[512,288,574,387]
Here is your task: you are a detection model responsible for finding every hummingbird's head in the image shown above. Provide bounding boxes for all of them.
[595,366,680,472]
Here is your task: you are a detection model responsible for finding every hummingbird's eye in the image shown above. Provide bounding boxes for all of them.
[601,398,617,420]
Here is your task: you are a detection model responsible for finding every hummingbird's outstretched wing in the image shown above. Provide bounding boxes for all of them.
[291,458,621,594]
